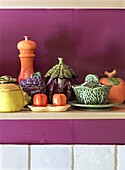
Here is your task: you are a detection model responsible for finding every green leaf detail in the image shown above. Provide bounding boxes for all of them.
[108,78,120,85]
[44,57,78,78]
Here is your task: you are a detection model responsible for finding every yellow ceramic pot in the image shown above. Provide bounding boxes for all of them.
[0,83,31,112]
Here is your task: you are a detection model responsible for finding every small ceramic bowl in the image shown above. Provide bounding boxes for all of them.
[72,74,112,105]
[22,86,46,98]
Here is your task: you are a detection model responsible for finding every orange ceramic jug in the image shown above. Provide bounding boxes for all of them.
[100,70,125,103]
[17,36,37,83]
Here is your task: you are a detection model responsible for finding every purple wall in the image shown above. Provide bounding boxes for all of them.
[1,119,125,144]
[0,9,125,144]
[0,9,125,82]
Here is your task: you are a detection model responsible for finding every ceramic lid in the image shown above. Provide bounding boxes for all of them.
[45,57,78,79]
[0,83,20,91]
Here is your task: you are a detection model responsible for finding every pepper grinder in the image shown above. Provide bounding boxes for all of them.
[17,36,37,83]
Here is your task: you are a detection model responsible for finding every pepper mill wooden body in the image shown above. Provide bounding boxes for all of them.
[17,36,37,84]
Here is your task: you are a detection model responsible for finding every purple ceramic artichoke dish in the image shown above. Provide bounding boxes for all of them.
[44,57,78,103]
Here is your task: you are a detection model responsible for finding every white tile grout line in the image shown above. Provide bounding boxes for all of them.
[114,145,118,170]
[28,145,31,170]
[72,145,74,170]
[26,144,119,170]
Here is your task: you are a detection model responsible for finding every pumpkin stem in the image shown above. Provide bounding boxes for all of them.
[104,69,117,78]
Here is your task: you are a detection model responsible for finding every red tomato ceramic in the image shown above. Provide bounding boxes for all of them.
[33,94,48,106]
[52,94,67,106]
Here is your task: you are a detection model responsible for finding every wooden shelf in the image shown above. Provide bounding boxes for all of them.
[1,104,125,144]
[0,104,125,120]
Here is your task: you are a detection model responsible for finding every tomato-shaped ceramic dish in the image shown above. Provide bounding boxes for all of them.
[100,70,125,103]
[52,93,67,106]
[33,94,48,107]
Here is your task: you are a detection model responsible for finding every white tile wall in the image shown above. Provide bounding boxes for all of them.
[0,144,125,170]
[0,145,28,170]
[117,145,125,170]
[74,145,115,170]
[31,145,72,170]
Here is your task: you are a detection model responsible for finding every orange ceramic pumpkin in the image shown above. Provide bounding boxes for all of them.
[100,70,125,103]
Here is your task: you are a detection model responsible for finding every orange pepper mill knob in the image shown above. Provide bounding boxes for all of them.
[17,36,37,84]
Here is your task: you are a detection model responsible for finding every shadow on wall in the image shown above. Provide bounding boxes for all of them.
[44,29,125,82]
[44,26,81,67]
[96,37,125,79]
[43,26,84,82]
[0,29,124,83]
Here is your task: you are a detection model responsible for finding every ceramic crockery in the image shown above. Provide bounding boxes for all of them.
[72,74,112,105]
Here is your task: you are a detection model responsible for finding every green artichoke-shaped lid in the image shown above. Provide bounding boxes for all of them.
[44,57,78,79]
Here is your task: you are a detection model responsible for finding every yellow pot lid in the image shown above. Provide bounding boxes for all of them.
[0,83,20,91]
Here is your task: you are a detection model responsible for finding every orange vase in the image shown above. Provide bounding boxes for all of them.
[17,36,37,84]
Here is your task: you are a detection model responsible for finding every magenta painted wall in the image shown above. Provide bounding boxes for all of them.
[0,9,125,82]
[1,119,125,144]
[0,9,125,144]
